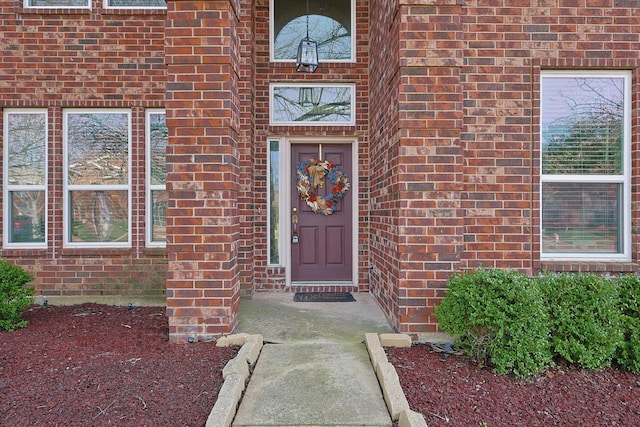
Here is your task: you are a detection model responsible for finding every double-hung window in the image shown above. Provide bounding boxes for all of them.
[146,110,167,247]
[3,109,48,247]
[540,71,631,260]
[64,110,131,247]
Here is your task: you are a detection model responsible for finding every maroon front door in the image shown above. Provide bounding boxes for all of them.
[291,143,352,282]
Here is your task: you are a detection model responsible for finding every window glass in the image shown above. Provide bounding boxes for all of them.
[270,84,354,125]
[268,139,280,264]
[65,110,131,246]
[69,190,129,242]
[541,72,629,259]
[9,192,46,244]
[3,110,47,246]
[105,0,166,8]
[272,0,353,61]
[147,110,167,246]
[542,182,621,254]
[26,0,89,7]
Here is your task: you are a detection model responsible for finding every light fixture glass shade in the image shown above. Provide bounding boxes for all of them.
[297,87,323,106]
[296,38,319,73]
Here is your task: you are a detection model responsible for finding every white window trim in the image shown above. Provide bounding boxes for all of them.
[24,0,90,9]
[103,0,166,10]
[269,0,356,63]
[540,70,631,262]
[146,109,166,248]
[269,83,356,126]
[63,109,132,248]
[3,109,48,249]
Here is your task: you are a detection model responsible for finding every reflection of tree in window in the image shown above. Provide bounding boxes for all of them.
[67,112,129,243]
[7,113,47,243]
[542,78,623,175]
[68,113,129,185]
[273,86,351,123]
[149,114,167,186]
[149,112,167,242]
[275,15,350,60]
[8,114,46,186]
[29,0,87,6]
[541,76,626,255]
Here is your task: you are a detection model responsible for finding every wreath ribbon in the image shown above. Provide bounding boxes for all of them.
[296,159,350,215]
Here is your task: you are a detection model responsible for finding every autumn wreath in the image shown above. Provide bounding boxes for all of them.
[296,159,350,215]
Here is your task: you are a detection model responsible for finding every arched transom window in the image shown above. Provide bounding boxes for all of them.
[271,0,354,62]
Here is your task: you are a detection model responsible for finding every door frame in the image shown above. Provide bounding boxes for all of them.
[284,137,359,287]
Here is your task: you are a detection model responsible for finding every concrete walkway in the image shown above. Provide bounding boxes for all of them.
[232,292,394,427]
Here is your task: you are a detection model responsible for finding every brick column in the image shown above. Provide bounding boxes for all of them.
[165,0,241,343]
[396,1,464,334]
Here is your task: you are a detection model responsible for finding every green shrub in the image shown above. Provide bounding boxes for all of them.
[613,274,640,373]
[435,269,552,378]
[0,259,34,331]
[538,272,623,370]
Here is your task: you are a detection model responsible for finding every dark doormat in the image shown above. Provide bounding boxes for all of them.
[293,292,356,302]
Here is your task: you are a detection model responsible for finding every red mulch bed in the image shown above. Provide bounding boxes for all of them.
[0,304,237,426]
[387,344,640,427]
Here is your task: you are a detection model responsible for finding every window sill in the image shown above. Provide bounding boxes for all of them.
[539,261,637,274]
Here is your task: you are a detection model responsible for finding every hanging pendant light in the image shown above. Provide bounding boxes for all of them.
[296,0,318,73]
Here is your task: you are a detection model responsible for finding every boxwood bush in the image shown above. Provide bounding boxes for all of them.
[0,259,34,331]
[434,269,552,378]
[613,274,640,373]
[538,272,623,370]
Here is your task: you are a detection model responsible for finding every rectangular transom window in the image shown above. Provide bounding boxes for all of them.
[540,71,631,260]
[270,83,355,125]
[270,0,355,63]
[146,110,167,247]
[25,0,90,8]
[3,109,48,247]
[105,0,166,9]
[64,110,131,247]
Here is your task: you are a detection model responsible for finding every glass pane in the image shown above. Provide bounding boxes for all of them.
[542,77,624,175]
[9,191,45,243]
[151,190,167,242]
[69,191,128,243]
[28,0,88,6]
[542,182,621,254]
[272,86,352,124]
[275,15,351,60]
[108,0,166,7]
[7,112,46,186]
[67,112,129,185]
[273,0,351,61]
[149,113,167,186]
[269,140,280,264]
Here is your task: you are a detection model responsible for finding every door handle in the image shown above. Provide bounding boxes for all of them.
[292,208,299,244]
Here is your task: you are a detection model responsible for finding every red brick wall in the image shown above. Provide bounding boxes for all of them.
[369,0,640,336]
[0,1,167,297]
[165,0,242,342]
[460,0,640,275]
[3,0,640,340]
[369,0,465,334]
